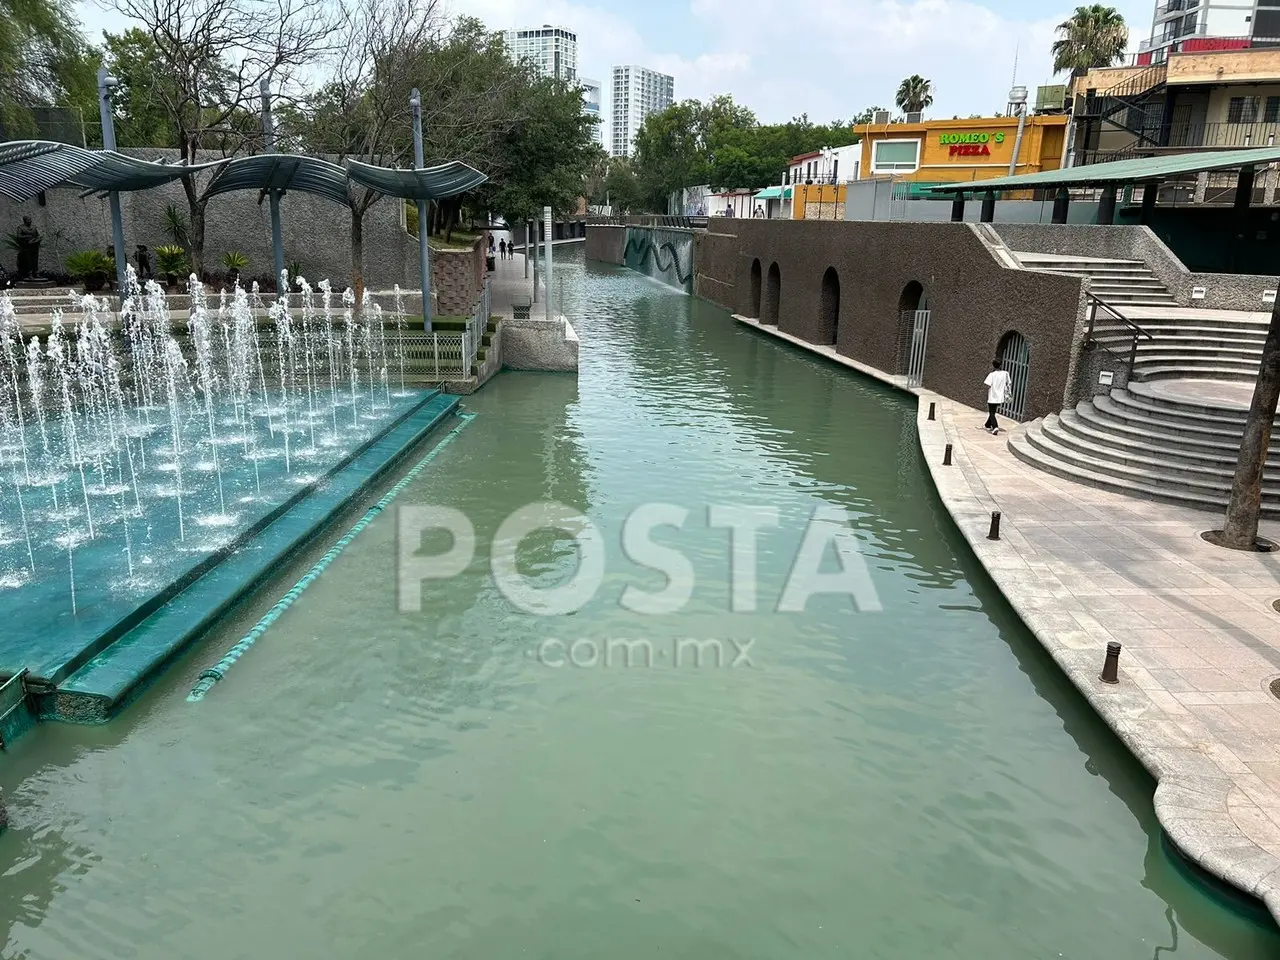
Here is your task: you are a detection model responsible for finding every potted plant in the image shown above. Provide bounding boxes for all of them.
[154,244,189,289]
[66,250,115,292]
[222,250,248,288]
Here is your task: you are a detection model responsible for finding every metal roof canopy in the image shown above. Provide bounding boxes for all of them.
[926,144,1280,195]
[0,140,227,201]
[346,157,487,200]
[205,153,350,205]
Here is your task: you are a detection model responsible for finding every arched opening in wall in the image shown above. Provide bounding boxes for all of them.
[763,262,781,325]
[749,259,762,317]
[996,330,1031,421]
[819,267,839,346]
[894,281,930,385]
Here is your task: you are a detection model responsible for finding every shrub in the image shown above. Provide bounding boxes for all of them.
[222,250,248,272]
[65,249,114,279]
[154,245,189,278]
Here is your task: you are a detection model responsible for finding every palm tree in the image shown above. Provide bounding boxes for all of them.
[1052,5,1129,75]
[895,76,933,115]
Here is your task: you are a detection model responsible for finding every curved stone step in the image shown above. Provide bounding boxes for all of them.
[1132,362,1259,382]
[1048,410,1280,485]
[1009,426,1280,517]
[1027,416,1276,497]
[1067,404,1270,468]
[1100,391,1253,435]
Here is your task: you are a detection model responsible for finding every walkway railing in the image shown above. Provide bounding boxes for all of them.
[463,274,492,373]
[1085,293,1154,378]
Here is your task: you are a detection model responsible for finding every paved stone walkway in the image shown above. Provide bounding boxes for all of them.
[734,314,1280,923]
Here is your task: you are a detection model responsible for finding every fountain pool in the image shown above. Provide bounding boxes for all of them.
[0,275,456,716]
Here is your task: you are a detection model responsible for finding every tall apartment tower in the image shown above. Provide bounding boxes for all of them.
[1141,0,1280,62]
[580,77,604,146]
[501,25,578,80]
[610,65,675,157]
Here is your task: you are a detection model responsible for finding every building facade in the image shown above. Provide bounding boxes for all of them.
[850,115,1067,186]
[501,25,578,80]
[1071,45,1280,165]
[786,144,862,184]
[610,65,675,157]
[1140,0,1280,64]
[580,77,603,146]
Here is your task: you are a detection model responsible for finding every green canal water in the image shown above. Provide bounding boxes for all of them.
[2,249,1279,958]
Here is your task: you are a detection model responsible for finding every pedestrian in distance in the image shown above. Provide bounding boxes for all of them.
[499,238,507,260]
[984,359,1011,435]
[488,235,496,255]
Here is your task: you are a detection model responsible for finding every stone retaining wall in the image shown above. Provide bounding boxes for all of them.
[696,218,1088,420]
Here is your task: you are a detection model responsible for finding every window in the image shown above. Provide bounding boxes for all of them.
[1229,96,1260,123]
[871,139,921,173]
[1267,96,1280,123]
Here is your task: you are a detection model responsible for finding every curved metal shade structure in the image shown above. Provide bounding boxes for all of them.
[346,157,487,200]
[204,153,351,204]
[0,141,100,201]
[0,140,226,201]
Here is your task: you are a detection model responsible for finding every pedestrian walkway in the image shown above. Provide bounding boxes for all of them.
[735,312,1280,924]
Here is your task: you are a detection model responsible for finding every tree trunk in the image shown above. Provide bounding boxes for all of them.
[1221,296,1280,546]
[351,207,365,303]
[189,203,207,279]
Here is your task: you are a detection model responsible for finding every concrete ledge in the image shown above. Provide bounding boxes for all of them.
[503,316,579,372]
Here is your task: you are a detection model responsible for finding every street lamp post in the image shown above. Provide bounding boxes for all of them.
[260,78,286,288]
[97,65,128,297]
[410,88,432,333]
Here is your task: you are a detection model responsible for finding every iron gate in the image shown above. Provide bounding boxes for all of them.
[997,331,1031,421]
[905,309,930,387]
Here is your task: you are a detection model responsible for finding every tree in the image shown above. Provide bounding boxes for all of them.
[1052,5,1128,76]
[632,95,757,209]
[294,0,446,298]
[103,0,339,275]
[602,157,641,213]
[0,0,97,138]
[895,76,934,115]
[100,29,182,147]
[478,71,600,227]
[1219,300,1280,548]
[851,106,887,125]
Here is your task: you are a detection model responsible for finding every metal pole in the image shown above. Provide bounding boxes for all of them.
[260,78,285,289]
[411,88,432,332]
[1008,106,1027,176]
[522,220,528,278]
[544,205,553,321]
[531,219,538,303]
[97,65,128,298]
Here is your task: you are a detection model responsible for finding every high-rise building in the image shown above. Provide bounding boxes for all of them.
[501,24,578,81]
[580,77,604,146]
[1140,0,1280,63]
[610,65,675,157]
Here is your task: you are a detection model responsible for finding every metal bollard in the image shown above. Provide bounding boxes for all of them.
[1100,641,1122,684]
[927,402,936,421]
[942,443,953,466]
[987,511,1001,540]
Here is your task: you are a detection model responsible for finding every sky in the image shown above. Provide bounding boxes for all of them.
[77,0,1158,126]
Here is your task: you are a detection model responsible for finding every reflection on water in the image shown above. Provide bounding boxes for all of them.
[0,249,1278,959]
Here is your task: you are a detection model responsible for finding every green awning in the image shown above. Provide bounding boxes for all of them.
[754,186,793,200]
[927,144,1280,195]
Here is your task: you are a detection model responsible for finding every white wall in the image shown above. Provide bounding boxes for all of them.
[843,179,1100,223]
[1204,7,1252,37]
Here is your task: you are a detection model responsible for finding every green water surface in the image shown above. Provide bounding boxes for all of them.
[1,250,1278,959]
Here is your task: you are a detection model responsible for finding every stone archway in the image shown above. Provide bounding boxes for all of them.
[763,262,781,325]
[749,258,762,318]
[894,281,929,383]
[819,266,839,346]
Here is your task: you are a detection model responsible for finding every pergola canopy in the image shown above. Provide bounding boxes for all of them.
[927,144,1280,196]
[0,140,224,202]
[346,157,488,200]
[205,154,350,205]
[0,140,489,205]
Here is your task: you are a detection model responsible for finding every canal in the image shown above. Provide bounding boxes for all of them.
[1,248,1278,958]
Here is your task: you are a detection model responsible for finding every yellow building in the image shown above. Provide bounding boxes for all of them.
[851,115,1068,188]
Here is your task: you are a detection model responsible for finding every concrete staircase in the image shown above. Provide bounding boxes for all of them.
[1009,379,1280,517]
[1013,252,1178,307]
[1091,306,1268,383]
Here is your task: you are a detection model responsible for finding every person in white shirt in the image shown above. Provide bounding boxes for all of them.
[983,359,1011,434]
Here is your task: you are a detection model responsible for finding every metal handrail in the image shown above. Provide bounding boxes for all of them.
[1085,293,1154,376]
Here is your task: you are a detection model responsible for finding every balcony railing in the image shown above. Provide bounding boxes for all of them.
[1165,120,1280,148]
